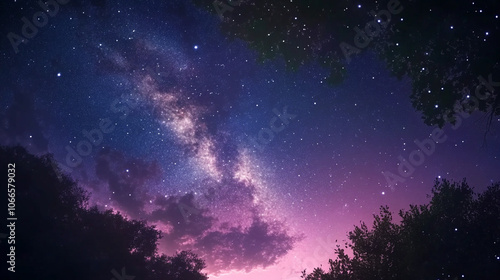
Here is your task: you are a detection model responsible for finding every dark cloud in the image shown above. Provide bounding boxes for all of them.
[195,215,301,273]
[75,108,300,275]
[148,178,301,274]
[150,192,215,240]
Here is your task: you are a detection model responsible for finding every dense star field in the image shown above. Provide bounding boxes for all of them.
[1,0,500,279]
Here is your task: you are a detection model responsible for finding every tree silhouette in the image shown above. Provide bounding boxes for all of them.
[148,251,208,280]
[302,179,500,280]
[0,146,208,280]
[193,0,500,129]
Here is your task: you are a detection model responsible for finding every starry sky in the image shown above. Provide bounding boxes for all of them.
[1,0,500,279]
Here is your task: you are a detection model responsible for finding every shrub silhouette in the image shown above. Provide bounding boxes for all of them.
[302,179,500,280]
[0,145,208,280]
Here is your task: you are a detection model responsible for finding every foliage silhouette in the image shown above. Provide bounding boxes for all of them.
[193,0,500,129]
[0,145,208,280]
[301,179,500,280]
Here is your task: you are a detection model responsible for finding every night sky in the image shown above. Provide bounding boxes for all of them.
[1,0,500,279]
